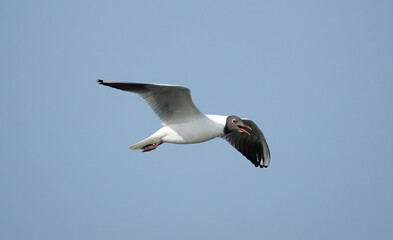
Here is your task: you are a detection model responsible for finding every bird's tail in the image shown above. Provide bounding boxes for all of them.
[129,136,159,150]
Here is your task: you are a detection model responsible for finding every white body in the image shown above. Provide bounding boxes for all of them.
[129,114,227,149]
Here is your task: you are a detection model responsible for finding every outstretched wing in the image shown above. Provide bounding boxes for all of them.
[223,119,270,168]
[98,80,205,125]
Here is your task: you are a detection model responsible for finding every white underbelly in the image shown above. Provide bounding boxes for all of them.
[161,118,224,144]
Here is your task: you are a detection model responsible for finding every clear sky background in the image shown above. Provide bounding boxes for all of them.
[1,1,393,239]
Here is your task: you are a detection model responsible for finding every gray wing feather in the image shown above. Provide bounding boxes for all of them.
[98,80,204,125]
[223,119,270,168]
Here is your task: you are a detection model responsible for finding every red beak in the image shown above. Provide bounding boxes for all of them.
[236,124,252,135]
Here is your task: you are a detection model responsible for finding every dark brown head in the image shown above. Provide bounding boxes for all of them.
[224,115,252,135]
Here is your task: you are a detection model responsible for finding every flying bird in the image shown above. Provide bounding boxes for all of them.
[98,80,270,168]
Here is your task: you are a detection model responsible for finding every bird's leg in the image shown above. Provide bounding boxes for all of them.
[142,139,163,152]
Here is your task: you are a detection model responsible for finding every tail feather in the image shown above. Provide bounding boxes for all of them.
[129,136,158,150]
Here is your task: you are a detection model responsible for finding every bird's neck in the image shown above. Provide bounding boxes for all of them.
[205,114,227,133]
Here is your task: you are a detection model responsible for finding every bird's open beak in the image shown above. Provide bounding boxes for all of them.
[236,124,252,135]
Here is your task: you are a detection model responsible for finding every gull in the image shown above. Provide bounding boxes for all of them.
[98,80,271,168]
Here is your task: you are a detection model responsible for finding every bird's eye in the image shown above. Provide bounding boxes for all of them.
[232,119,238,124]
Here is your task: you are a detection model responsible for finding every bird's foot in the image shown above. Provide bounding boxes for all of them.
[142,139,163,152]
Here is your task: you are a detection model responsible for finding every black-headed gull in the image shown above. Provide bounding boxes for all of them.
[98,80,271,168]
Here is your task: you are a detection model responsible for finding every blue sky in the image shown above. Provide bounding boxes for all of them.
[1,0,393,239]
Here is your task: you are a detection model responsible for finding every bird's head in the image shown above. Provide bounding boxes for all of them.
[224,115,252,135]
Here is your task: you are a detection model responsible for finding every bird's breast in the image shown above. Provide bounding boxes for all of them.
[162,117,224,144]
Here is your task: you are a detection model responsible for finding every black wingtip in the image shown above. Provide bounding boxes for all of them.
[97,79,104,84]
